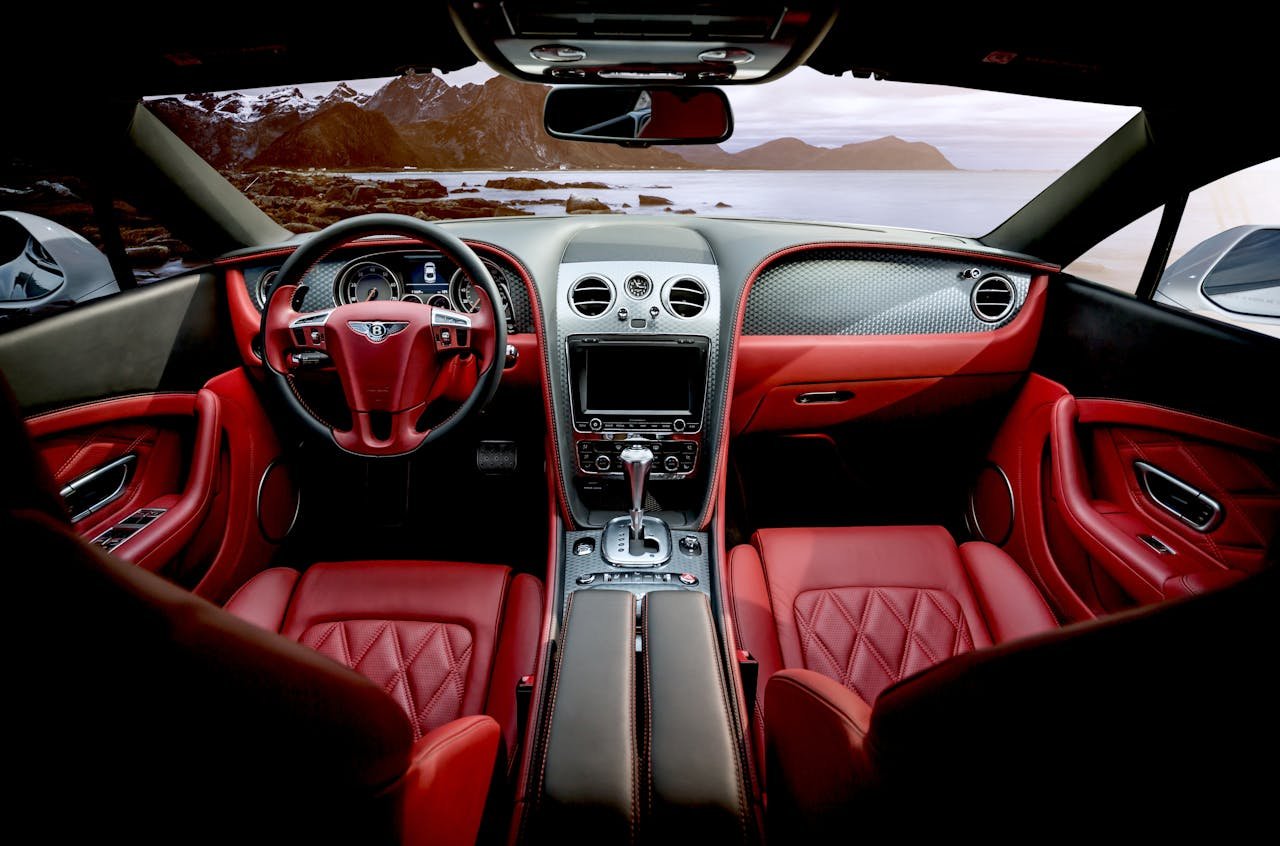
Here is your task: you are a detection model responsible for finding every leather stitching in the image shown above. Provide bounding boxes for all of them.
[794,586,975,703]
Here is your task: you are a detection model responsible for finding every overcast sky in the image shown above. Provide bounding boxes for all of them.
[237,64,1142,171]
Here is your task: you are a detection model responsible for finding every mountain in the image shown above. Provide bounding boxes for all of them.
[253,103,421,169]
[149,83,368,167]
[365,72,477,124]
[149,72,958,172]
[399,75,692,170]
[666,136,956,170]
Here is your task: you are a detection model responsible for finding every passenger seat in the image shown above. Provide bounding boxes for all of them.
[729,526,1057,768]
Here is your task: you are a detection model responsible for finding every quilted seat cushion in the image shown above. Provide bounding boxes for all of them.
[300,620,474,739]
[793,586,976,703]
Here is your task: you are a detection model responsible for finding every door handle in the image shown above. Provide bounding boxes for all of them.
[795,390,854,404]
[60,454,137,522]
[1133,461,1222,531]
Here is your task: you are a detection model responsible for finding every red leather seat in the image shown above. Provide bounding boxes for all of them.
[226,560,541,759]
[730,525,1059,757]
[731,524,1279,840]
[2,372,542,845]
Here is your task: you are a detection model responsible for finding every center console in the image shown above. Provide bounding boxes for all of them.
[552,232,720,596]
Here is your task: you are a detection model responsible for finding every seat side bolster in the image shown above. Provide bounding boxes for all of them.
[396,715,501,846]
[957,542,1058,643]
[764,669,874,840]
[224,567,300,632]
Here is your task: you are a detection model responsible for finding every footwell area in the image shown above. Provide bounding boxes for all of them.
[727,393,1015,545]
[280,397,549,579]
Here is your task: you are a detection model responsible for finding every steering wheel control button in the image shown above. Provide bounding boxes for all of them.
[678,572,699,587]
[440,329,451,345]
[574,538,596,556]
[576,573,598,586]
[679,536,702,555]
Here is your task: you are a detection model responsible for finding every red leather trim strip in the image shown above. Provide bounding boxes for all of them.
[118,389,223,573]
[26,393,198,438]
[510,491,563,840]
[1075,398,1280,454]
[702,236,1052,528]
[225,268,263,364]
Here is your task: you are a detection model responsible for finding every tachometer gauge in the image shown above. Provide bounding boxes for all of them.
[337,261,402,304]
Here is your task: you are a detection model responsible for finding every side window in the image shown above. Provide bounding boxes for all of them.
[1063,206,1163,294]
[1156,157,1280,338]
[0,158,206,333]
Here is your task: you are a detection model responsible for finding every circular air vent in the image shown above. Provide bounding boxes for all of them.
[662,277,709,319]
[568,275,614,317]
[970,274,1015,322]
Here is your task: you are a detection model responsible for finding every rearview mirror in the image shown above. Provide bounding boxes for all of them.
[543,86,732,146]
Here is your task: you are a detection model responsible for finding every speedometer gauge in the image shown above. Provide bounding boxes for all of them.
[337,261,402,304]
[449,262,513,320]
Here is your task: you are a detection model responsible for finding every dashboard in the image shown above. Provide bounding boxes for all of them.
[219,216,1056,532]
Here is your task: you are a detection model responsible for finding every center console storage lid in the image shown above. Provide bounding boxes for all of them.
[644,590,751,843]
[531,589,639,841]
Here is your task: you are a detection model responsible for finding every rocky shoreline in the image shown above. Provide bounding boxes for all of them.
[228,170,719,230]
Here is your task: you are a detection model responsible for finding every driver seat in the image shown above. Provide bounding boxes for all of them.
[2,371,540,846]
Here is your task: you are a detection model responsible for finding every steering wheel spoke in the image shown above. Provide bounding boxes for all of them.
[259,214,507,458]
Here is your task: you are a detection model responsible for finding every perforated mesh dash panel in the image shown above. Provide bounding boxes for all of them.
[743,249,1031,336]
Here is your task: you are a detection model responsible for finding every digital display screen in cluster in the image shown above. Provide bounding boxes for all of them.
[405,255,450,301]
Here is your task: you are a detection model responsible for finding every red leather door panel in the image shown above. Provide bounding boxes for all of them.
[1051,397,1278,601]
[26,371,295,598]
[28,393,198,552]
[975,376,1279,620]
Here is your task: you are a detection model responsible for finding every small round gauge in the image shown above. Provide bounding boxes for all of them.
[337,261,402,304]
[254,269,279,308]
[426,294,451,309]
[400,293,424,304]
[624,273,652,299]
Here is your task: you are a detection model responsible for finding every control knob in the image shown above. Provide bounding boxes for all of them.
[671,418,687,432]
[594,454,613,471]
[663,455,680,472]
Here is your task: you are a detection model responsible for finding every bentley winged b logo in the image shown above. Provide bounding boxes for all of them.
[347,321,409,343]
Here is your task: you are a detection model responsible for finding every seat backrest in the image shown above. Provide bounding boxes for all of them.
[862,560,1277,834]
[3,375,413,842]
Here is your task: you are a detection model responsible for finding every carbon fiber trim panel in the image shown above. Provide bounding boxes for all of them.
[562,529,710,614]
[239,252,535,333]
[743,249,1032,335]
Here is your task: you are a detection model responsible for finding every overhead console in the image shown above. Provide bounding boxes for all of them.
[449,1,838,84]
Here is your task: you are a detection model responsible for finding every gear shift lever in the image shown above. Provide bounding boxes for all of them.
[621,445,654,539]
[601,444,671,566]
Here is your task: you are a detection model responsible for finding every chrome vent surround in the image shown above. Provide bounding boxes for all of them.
[662,276,709,318]
[970,274,1016,322]
[567,275,615,317]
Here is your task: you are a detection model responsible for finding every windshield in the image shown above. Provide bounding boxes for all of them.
[146,65,1137,237]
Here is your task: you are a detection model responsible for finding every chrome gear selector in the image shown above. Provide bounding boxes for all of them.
[601,444,671,566]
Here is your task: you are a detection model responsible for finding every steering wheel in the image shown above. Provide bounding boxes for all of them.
[259,214,506,458]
